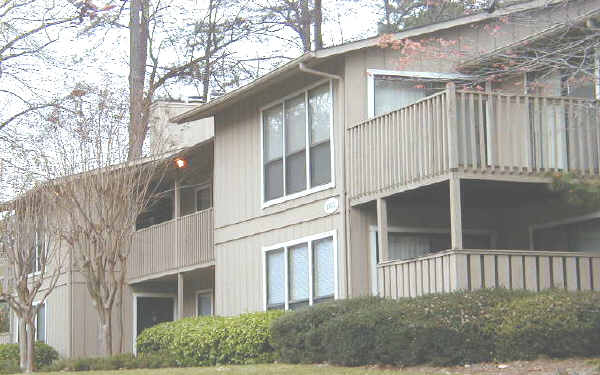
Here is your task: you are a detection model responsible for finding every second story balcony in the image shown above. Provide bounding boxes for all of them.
[128,208,214,282]
[128,142,215,282]
[347,85,600,204]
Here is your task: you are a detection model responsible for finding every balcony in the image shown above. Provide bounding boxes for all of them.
[347,86,600,204]
[377,249,600,298]
[128,208,214,282]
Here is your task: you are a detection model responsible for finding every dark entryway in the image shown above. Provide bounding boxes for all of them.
[136,297,174,335]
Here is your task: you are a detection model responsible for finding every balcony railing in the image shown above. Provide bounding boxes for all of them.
[347,87,600,203]
[377,249,600,299]
[128,208,214,281]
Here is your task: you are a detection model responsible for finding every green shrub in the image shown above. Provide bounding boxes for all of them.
[494,291,600,360]
[271,289,600,367]
[0,342,58,370]
[0,359,20,374]
[137,310,284,366]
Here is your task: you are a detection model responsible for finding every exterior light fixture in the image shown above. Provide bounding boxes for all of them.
[174,157,188,169]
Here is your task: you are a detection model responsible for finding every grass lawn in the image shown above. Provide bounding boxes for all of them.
[36,364,446,375]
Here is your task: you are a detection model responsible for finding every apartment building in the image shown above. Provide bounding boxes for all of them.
[3,0,600,358]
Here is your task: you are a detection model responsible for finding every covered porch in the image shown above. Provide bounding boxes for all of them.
[356,178,600,298]
[130,266,214,349]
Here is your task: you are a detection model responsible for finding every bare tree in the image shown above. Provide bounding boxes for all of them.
[31,85,168,355]
[0,186,64,373]
[0,0,118,132]
[378,0,484,33]
[257,0,323,52]
[127,0,266,159]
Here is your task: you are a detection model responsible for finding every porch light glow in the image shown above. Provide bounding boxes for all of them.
[174,157,188,169]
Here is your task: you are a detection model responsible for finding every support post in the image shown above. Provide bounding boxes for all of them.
[177,272,184,320]
[376,198,389,262]
[173,180,181,218]
[449,176,463,250]
[446,82,459,169]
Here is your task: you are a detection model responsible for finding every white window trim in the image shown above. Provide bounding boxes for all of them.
[366,69,474,118]
[260,79,335,209]
[195,289,214,317]
[27,231,44,278]
[262,230,338,311]
[194,183,213,212]
[132,293,177,354]
[368,225,497,295]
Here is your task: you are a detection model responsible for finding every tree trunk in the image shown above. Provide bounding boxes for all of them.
[202,0,215,101]
[25,320,35,373]
[101,308,113,356]
[314,0,323,50]
[18,319,26,370]
[128,0,150,160]
[300,0,311,51]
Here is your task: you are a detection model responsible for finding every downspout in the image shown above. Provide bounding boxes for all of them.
[298,62,349,298]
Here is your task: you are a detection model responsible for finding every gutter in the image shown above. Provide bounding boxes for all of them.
[298,63,342,81]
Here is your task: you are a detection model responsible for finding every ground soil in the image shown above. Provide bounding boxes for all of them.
[397,358,600,375]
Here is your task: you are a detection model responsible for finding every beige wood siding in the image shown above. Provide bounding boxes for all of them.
[378,249,600,298]
[213,59,345,230]
[129,208,214,281]
[214,213,343,316]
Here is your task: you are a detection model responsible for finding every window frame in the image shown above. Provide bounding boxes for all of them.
[260,79,335,208]
[262,230,338,311]
[28,229,45,277]
[195,289,214,317]
[367,69,474,119]
[194,183,213,212]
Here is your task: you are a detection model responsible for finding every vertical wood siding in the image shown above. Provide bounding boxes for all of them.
[377,250,600,298]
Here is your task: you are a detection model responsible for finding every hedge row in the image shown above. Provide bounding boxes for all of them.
[136,310,284,366]
[271,289,600,366]
[0,342,59,373]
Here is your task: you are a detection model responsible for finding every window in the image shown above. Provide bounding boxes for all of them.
[196,290,213,316]
[262,82,333,205]
[195,185,212,212]
[36,303,45,342]
[264,231,336,310]
[367,70,472,118]
[27,230,44,275]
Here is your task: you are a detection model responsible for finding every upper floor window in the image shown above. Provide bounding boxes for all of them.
[367,70,471,118]
[264,231,337,311]
[262,81,333,206]
[195,185,212,212]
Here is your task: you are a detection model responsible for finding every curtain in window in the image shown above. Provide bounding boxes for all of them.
[196,188,212,211]
[374,78,428,116]
[36,303,45,342]
[313,237,334,298]
[309,84,332,187]
[197,293,212,316]
[285,94,307,194]
[266,249,285,308]
[263,105,284,200]
[288,243,309,303]
[388,234,431,261]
